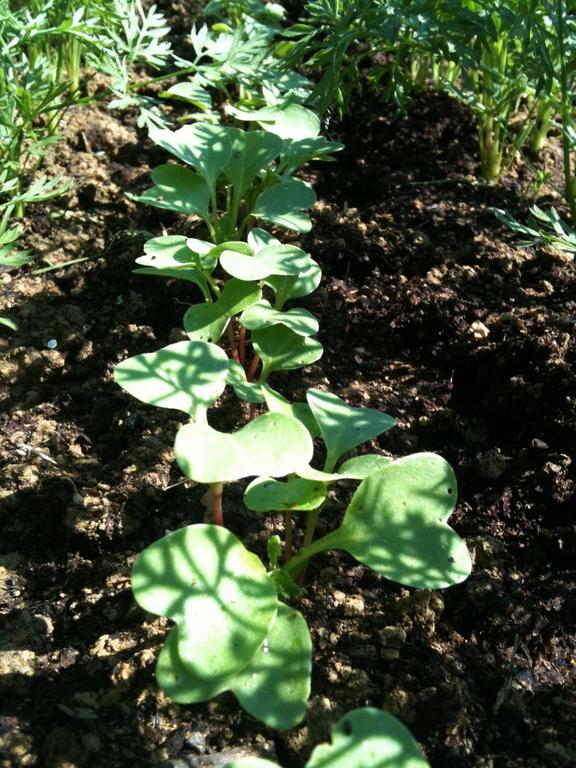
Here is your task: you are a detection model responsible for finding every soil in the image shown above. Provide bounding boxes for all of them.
[1,84,575,768]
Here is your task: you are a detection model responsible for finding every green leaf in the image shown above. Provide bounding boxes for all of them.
[245,476,327,512]
[264,261,322,303]
[135,236,211,294]
[253,326,323,377]
[226,361,265,404]
[135,267,210,295]
[134,524,278,682]
[282,136,344,173]
[183,280,260,341]
[137,236,194,268]
[232,603,311,729]
[221,243,313,282]
[162,81,212,111]
[306,389,395,470]
[183,302,228,342]
[337,454,393,478]
[228,104,321,140]
[267,535,282,568]
[253,181,316,233]
[325,454,472,589]
[307,707,430,768]
[137,165,210,217]
[297,454,392,482]
[241,300,319,337]
[174,412,314,483]
[219,278,262,316]
[158,603,311,730]
[149,123,233,191]
[225,129,283,198]
[247,227,279,252]
[0,317,17,331]
[261,386,320,437]
[114,341,229,419]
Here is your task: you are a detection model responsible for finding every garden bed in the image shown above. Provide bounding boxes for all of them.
[1,90,575,768]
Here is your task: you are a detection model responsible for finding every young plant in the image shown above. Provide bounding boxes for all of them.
[222,706,430,767]
[135,106,342,241]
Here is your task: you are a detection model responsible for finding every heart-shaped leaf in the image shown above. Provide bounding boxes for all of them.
[157,603,311,730]
[137,165,210,218]
[319,454,472,589]
[133,525,277,682]
[175,412,314,483]
[253,181,316,233]
[306,707,430,768]
[245,476,327,512]
[225,129,283,198]
[114,341,229,419]
[149,123,233,192]
[241,300,319,337]
[307,389,395,471]
[253,326,323,378]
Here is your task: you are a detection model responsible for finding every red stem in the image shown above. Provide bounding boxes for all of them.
[246,354,261,382]
[211,482,224,526]
[238,326,247,365]
[227,323,239,361]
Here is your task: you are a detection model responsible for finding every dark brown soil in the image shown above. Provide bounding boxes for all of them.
[1,89,575,768]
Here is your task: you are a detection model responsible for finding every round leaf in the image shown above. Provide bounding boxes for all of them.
[175,412,314,483]
[114,341,229,419]
[133,524,278,681]
[307,707,430,768]
[328,454,472,589]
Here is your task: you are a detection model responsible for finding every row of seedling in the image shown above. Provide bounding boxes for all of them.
[113,75,471,768]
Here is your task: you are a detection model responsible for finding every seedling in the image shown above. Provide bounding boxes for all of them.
[136,106,342,241]
[222,706,430,767]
